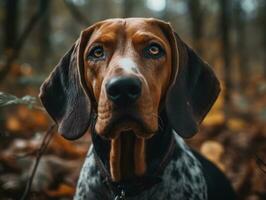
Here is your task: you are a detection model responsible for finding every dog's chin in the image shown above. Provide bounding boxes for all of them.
[95,117,156,140]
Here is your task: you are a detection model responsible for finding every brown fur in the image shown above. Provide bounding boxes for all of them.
[134,137,146,176]
[110,138,121,181]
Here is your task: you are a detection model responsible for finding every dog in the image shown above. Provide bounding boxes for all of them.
[39,18,235,200]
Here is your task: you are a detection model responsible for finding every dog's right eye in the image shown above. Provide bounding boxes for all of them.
[88,46,105,61]
[143,42,165,59]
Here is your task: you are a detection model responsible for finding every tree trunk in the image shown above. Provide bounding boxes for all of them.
[38,0,51,69]
[187,0,204,55]
[122,0,134,18]
[234,0,248,90]
[219,0,232,105]
[259,1,266,77]
[4,0,19,51]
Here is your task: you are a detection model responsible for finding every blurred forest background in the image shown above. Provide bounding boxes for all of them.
[0,0,265,199]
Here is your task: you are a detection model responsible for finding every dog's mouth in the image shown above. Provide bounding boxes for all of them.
[95,111,156,139]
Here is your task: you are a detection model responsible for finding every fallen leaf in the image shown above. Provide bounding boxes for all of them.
[227,118,247,131]
[6,116,21,131]
[200,140,225,171]
[46,184,75,197]
[202,111,225,126]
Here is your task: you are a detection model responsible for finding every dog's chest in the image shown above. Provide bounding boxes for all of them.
[74,133,207,200]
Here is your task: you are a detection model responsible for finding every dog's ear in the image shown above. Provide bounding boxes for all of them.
[39,27,96,140]
[158,21,220,138]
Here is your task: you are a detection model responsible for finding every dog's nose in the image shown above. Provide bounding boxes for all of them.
[106,76,142,105]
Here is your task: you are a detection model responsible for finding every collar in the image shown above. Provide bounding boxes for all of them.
[91,126,176,199]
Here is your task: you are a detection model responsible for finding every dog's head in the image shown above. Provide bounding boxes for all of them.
[39,18,220,140]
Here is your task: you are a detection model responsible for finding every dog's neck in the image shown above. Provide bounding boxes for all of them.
[91,111,174,182]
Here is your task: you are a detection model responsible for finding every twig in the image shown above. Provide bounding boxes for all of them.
[255,154,266,174]
[63,0,90,26]
[20,124,56,200]
[0,3,46,82]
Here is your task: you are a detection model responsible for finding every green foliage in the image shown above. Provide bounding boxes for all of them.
[0,92,37,109]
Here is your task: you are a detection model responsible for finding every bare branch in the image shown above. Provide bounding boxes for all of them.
[0,2,46,82]
[256,154,266,174]
[20,124,56,200]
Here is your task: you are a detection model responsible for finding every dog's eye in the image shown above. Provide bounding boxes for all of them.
[149,45,160,55]
[144,43,164,59]
[88,46,105,60]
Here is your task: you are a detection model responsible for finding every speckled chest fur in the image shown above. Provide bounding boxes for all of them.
[74,132,207,200]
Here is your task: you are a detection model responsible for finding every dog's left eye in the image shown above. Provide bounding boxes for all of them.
[88,46,105,60]
[144,43,164,59]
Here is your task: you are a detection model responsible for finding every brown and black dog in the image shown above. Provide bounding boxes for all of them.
[40,18,235,200]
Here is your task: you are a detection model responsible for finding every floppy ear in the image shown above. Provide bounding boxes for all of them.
[158,21,221,138]
[39,28,95,140]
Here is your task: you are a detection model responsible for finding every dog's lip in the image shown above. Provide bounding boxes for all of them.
[96,113,154,138]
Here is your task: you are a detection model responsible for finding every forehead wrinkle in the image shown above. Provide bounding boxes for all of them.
[86,22,125,49]
[131,32,167,48]
[91,33,117,45]
[98,20,125,35]
[112,21,127,55]
[98,20,134,46]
